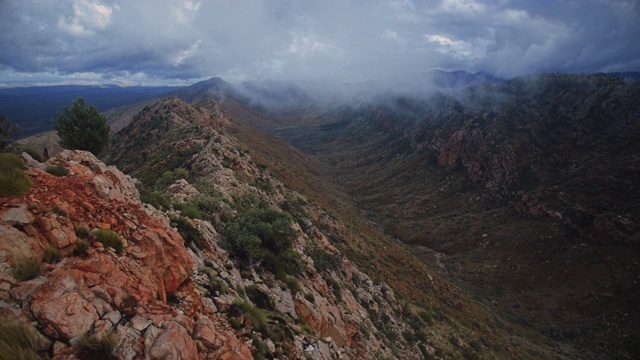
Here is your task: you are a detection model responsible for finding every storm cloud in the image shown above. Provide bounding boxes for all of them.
[0,0,638,86]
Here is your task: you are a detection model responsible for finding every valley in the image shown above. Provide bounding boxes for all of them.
[6,73,638,359]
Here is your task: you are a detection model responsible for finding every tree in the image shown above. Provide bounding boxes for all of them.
[0,115,20,151]
[52,96,110,155]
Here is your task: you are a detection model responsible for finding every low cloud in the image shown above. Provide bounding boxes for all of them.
[0,0,638,86]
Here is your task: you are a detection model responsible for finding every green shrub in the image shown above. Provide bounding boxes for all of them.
[326,277,342,302]
[43,245,61,264]
[45,164,69,176]
[279,274,302,294]
[12,255,41,281]
[94,229,124,253]
[140,191,171,209]
[75,225,90,239]
[208,277,228,295]
[245,285,273,310]
[309,247,339,273]
[79,330,120,359]
[0,153,32,197]
[173,202,204,219]
[221,208,301,275]
[0,317,38,360]
[23,148,44,162]
[173,216,204,250]
[230,300,268,333]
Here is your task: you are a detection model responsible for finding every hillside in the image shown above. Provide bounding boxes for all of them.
[101,97,594,358]
[3,74,632,358]
[272,74,640,357]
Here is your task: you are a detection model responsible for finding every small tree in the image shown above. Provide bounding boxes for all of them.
[0,115,20,151]
[52,96,110,155]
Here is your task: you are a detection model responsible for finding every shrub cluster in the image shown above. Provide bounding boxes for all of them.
[0,153,32,197]
[45,164,69,177]
[94,229,124,253]
[221,208,301,275]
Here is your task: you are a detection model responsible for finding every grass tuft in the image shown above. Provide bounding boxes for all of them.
[12,255,41,281]
[45,164,69,177]
[43,245,61,264]
[0,153,32,197]
[94,229,124,253]
[0,317,39,360]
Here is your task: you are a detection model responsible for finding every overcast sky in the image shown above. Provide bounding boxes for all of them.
[0,0,638,87]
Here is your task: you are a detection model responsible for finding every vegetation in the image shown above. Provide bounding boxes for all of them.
[52,96,110,155]
[79,330,120,359]
[22,147,44,162]
[221,208,301,275]
[309,247,340,273]
[75,225,90,239]
[0,317,38,360]
[11,254,41,281]
[140,191,171,209]
[94,229,124,253]
[43,245,61,264]
[0,153,32,197]
[45,164,69,176]
[172,216,204,250]
[74,240,90,256]
[0,115,20,151]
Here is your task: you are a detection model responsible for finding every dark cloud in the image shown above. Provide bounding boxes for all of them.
[0,0,638,86]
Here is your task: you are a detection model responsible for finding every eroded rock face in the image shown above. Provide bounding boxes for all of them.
[0,150,252,360]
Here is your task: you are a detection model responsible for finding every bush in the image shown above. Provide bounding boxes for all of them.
[22,148,44,162]
[326,277,342,303]
[309,247,339,273]
[0,116,20,151]
[43,245,61,264]
[173,216,204,250]
[221,208,301,274]
[0,317,38,360]
[12,255,41,281]
[230,300,268,333]
[0,153,32,197]
[94,229,124,253]
[52,96,110,155]
[45,164,69,176]
[140,191,171,209]
[173,202,204,219]
[75,225,90,239]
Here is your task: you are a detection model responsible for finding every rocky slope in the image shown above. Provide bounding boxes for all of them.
[101,97,595,359]
[272,74,640,357]
[1,145,430,359]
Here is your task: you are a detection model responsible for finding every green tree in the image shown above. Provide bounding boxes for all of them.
[52,96,110,155]
[0,115,20,151]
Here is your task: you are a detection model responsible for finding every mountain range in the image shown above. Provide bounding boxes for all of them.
[3,70,639,359]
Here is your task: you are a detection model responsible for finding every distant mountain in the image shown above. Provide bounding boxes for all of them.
[0,85,177,137]
[421,69,504,90]
[596,71,640,79]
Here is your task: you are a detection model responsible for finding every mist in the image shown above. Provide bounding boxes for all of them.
[1,0,639,89]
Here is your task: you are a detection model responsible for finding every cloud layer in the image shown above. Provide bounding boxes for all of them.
[1,0,638,86]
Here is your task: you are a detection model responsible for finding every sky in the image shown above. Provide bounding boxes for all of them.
[0,0,639,87]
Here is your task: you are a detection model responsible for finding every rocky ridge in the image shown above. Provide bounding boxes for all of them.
[1,105,428,358]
